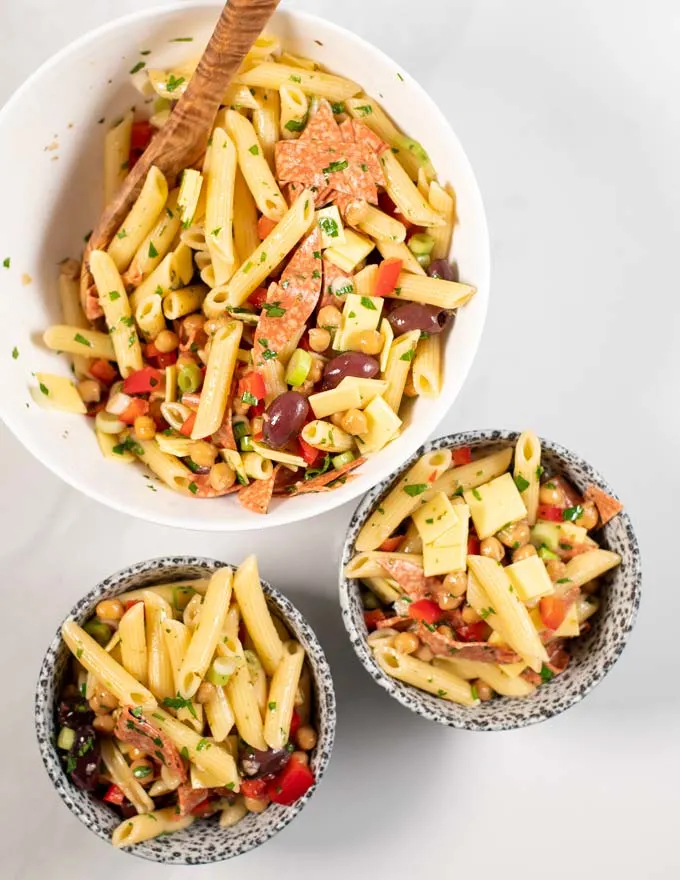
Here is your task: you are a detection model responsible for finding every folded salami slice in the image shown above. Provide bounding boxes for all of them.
[238,464,280,514]
[115,707,187,781]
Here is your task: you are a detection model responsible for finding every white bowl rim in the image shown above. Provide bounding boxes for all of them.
[0,1,490,532]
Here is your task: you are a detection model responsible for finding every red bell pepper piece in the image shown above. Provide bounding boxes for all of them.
[179,412,196,437]
[238,371,266,402]
[103,784,125,806]
[298,331,312,352]
[128,121,154,170]
[240,778,268,799]
[290,708,302,738]
[122,366,164,395]
[467,534,481,555]
[89,359,118,386]
[267,754,315,806]
[456,622,490,642]
[190,798,215,817]
[452,446,472,466]
[119,398,150,425]
[298,436,321,466]
[378,535,403,552]
[539,596,567,631]
[537,504,564,523]
[248,287,268,309]
[257,216,278,240]
[124,599,143,612]
[373,258,403,297]
[408,599,441,625]
[363,609,386,630]
[250,401,265,418]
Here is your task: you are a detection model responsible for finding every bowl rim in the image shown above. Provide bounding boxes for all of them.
[338,429,642,731]
[0,0,490,532]
[35,555,337,864]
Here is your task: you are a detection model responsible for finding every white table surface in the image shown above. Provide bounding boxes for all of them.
[1,1,678,877]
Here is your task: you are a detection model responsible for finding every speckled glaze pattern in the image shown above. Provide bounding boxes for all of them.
[35,557,336,865]
[339,431,641,731]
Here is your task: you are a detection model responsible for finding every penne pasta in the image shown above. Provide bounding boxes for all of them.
[232,556,283,676]
[191,321,243,440]
[107,166,169,271]
[237,62,361,102]
[225,109,287,221]
[43,325,115,361]
[387,271,476,309]
[514,430,541,525]
[263,640,305,749]
[104,112,133,205]
[412,333,442,398]
[118,600,148,685]
[379,150,445,227]
[112,808,194,848]
[382,329,420,412]
[205,127,238,285]
[89,250,143,377]
[375,647,476,706]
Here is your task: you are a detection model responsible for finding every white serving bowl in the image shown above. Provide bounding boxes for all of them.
[0,2,489,531]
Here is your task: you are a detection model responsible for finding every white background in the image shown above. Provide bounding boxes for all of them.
[1,1,678,878]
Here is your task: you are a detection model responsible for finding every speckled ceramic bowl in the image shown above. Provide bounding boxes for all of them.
[35,557,336,864]
[339,430,641,731]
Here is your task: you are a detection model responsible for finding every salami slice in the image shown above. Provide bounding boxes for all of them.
[375,615,412,630]
[584,484,623,525]
[251,227,322,368]
[415,624,522,664]
[290,456,365,495]
[319,259,353,310]
[114,707,187,781]
[300,98,343,144]
[378,557,441,599]
[238,464,280,514]
[212,404,237,450]
[177,782,210,816]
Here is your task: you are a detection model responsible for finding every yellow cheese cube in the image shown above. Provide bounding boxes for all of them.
[464,473,528,539]
[31,373,87,414]
[423,542,467,576]
[335,293,383,351]
[316,205,346,248]
[336,376,388,407]
[530,521,588,553]
[308,384,362,419]
[506,555,555,602]
[554,602,580,637]
[354,395,401,454]
[432,504,470,547]
[325,228,374,273]
[412,492,459,544]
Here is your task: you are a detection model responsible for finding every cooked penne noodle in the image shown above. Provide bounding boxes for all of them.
[129,243,194,311]
[143,591,175,702]
[163,284,207,320]
[431,448,514,499]
[219,800,247,828]
[191,321,243,440]
[205,685,236,742]
[245,649,268,715]
[107,166,169,271]
[135,295,166,340]
[434,658,536,697]
[134,438,195,494]
[43,325,115,361]
[379,150,445,227]
[344,551,423,580]
[225,109,287,221]
[375,240,426,275]
[427,180,456,260]
[412,333,442,398]
[225,638,267,750]
[563,549,622,587]
[263,640,305,749]
[89,250,143,377]
[100,738,154,814]
[237,63,361,102]
[104,112,133,205]
[252,87,280,168]
[382,329,420,412]
[233,166,259,267]
[347,201,406,243]
[126,188,181,286]
[301,420,354,453]
[57,259,91,379]
[279,84,308,139]
[112,808,194,848]
[205,127,238,285]
[388,271,476,309]
[375,647,476,706]
[118,600,148,685]
[232,556,283,676]
[514,430,541,525]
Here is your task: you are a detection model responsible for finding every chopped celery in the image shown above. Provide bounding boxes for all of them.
[415,253,431,269]
[206,657,236,687]
[332,451,355,469]
[239,435,254,452]
[83,619,112,646]
[57,727,76,751]
[408,233,435,256]
[285,349,313,386]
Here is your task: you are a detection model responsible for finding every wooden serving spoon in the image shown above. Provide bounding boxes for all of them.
[80,0,280,318]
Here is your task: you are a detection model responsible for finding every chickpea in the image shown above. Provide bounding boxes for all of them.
[128,747,147,762]
[443,571,467,597]
[461,605,481,624]
[436,625,454,640]
[295,725,318,751]
[93,714,116,734]
[438,593,463,611]
[582,577,601,596]
[251,416,264,436]
[183,313,205,335]
[317,305,342,331]
[296,378,315,398]
[576,501,599,531]
[89,684,117,715]
[195,682,216,704]
[244,795,270,813]
[134,415,156,441]
[96,598,124,621]
[394,632,419,655]
[190,441,218,468]
[545,559,568,582]
[403,373,418,398]
[77,379,101,404]
[539,481,564,506]
[130,758,155,786]
[340,408,368,436]
[497,520,530,549]
[330,412,345,428]
[209,462,236,493]
[473,679,494,702]
[308,357,324,384]
[291,750,309,766]
[414,644,433,662]
[480,536,504,562]
[308,327,331,353]
[356,329,383,356]
[512,543,537,562]
[154,329,179,353]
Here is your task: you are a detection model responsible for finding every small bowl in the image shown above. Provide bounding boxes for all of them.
[339,430,641,731]
[35,557,336,864]
[0,2,489,531]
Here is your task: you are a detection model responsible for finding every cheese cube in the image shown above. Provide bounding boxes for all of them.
[506,555,555,602]
[316,205,346,248]
[354,395,401,453]
[423,542,466,576]
[499,662,526,679]
[31,373,87,414]
[530,521,587,553]
[324,228,374,273]
[336,376,388,407]
[412,492,459,545]
[432,504,469,547]
[554,602,580,637]
[335,293,383,351]
[464,473,528,539]
[308,384,362,419]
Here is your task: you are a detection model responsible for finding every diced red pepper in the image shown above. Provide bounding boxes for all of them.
[179,412,196,437]
[537,504,564,523]
[298,436,321,466]
[539,596,567,631]
[240,778,268,799]
[378,535,403,552]
[89,359,118,386]
[122,366,164,395]
[373,258,403,297]
[190,798,215,817]
[156,350,178,368]
[128,121,154,170]
[289,708,301,738]
[467,534,481,555]
[238,371,266,402]
[124,599,143,612]
[119,397,150,425]
[456,622,490,642]
[103,784,125,806]
[408,599,441,625]
[298,331,312,352]
[267,754,315,806]
[363,609,386,630]
[452,446,472,466]
[249,401,265,418]
[248,287,268,309]
[257,215,278,240]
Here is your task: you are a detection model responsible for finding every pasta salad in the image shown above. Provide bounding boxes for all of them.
[344,432,624,704]
[56,557,319,847]
[36,34,476,514]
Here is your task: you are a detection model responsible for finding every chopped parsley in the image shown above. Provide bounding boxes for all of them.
[562,505,584,523]
[83,230,92,243]
[120,315,134,327]
[319,216,339,238]
[112,436,144,456]
[399,348,415,362]
[132,765,152,779]
[284,117,307,132]
[180,746,190,760]
[304,454,332,480]
[536,465,544,478]
[242,261,253,274]
[453,486,464,497]
[109,290,120,301]
[241,391,258,406]
[188,482,198,494]
[479,607,495,619]
[170,36,194,42]
[403,483,427,497]
[74,333,91,347]
[2,258,9,268]
[129,61,146,75]
[360,296,377,310]
[514,474,530,493]
[360,163,368,172]
[162,693,197,719]
[290,74,302,83]
[556,577,572,584]
[166,74,185,93]
[312,269,321,279]
[116,228,128,239]
[397,72,404,81]
[540,664,554,683]
[354,104,372,116]
[211,227,222,237]
[261,346,278,361]
[471,684,479,701]
[559,542,573,551]
[12,347,19,360]
[196,738,211,751]
[130,706,143,719]
[425,518,434,524]
[330,102,345,114]
[268,701,277,710]
[437,689,447,697]
[323,159,349,174]
[39,382,49,396]
[148,241,158,259]
[313,250,321,259]
[248,144,259,155]
[262,301,285,317]
[472,488,482,501]
[260,251,267,263]
[348,311,357,319]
